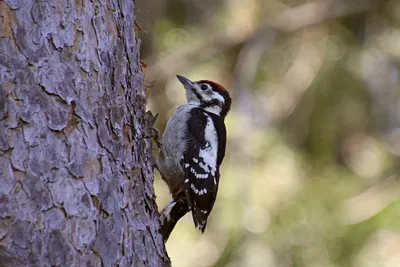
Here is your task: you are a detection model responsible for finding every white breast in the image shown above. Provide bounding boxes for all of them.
[199,113,218,176]
[203,114,218,160]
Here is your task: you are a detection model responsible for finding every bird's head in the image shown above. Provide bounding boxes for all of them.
[176,75,232,118]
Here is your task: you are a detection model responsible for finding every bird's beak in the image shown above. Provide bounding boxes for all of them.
[176,75,194,89]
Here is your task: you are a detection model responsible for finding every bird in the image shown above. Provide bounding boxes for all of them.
[158,75,231,242]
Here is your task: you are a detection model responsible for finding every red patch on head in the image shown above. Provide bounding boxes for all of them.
[199,80,228,93]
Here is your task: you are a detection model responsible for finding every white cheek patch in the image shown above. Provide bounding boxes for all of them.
[197,90,224,104]
[212,92,225,103]
[190,84,225,103]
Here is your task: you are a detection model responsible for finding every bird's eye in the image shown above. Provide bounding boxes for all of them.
[200,84,208,91]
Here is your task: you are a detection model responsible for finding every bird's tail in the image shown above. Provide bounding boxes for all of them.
[160,193,190,242]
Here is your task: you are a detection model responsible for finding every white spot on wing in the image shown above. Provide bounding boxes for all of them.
[191,184,199,194]
[196,173,208,179]
[191,185,210,195]
[190,166,210,179]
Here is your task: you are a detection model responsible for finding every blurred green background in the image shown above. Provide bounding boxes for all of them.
[136,0,400,266]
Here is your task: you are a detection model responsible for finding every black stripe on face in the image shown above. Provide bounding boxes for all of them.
[200,99,220,110]
[197,80,231,118]
[192,89,204,103]
[192,88,222,112]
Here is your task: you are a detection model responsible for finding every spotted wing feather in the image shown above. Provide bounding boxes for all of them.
[181,108,227,232]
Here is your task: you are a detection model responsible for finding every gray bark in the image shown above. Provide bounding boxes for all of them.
[0,0,168,266]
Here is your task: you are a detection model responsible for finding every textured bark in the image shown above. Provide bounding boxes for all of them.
[0,0,168,266]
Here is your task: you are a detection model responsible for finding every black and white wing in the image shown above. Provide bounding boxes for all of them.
[181,108,227,232]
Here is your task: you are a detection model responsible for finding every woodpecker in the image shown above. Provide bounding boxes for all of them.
[158,75,231,241]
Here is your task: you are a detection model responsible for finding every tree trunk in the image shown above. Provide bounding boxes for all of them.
[0,0,168,266]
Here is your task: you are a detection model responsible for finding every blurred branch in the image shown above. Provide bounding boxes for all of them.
[145,27,250,80]
[272,0,382,32]
[233,28,326,125]
[233,28,276,116]
[231,0,385,126]
[145,0,384,81]
[341,175,400,225]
